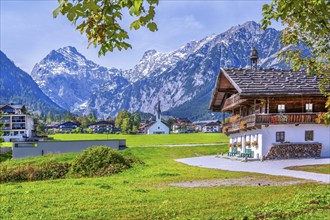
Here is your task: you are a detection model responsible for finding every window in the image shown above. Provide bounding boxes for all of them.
[305,103,313,112]
[278,104,285,113]
[276,131,285,142]
[305,130,314,141]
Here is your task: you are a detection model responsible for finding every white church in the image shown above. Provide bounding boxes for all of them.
[144,101,170,134]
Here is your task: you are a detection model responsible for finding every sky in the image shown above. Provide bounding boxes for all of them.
[0,0,282,73]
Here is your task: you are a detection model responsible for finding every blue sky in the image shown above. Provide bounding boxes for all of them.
[0,0,281,73]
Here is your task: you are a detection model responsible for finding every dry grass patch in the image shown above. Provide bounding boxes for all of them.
[286,164,330,174]
[169,176,311,187]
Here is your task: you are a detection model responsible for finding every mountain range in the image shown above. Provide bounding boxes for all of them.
[0,51,64,114]
[2,21,287,120]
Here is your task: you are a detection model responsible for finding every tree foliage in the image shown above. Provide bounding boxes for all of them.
[262,0,330,125]
[54,0,159,56]
[115,110,141,134]
[0,112,3,143]
[115,110,131,128]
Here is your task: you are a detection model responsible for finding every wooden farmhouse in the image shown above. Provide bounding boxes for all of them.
[209,51,330,160]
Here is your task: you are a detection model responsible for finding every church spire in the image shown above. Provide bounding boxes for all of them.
[157,100,161,121]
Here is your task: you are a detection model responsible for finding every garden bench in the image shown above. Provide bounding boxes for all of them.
[240,148,254,158]
[228,148,239,156]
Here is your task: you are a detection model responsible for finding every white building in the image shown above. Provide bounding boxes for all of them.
[0,104,35,142]
[193,120,220,132]
[209,58,330,159]
[145,101,170,134]
[202,122,221,133]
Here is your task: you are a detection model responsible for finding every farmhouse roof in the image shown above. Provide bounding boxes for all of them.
[58,121,80,127]
[209,68,329,111]
[0,104,25,109]
[204,122,220,126]
[192,120,221,125]
[88,121,114,126]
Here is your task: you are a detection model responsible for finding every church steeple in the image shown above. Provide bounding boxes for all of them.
[156,100,161,121]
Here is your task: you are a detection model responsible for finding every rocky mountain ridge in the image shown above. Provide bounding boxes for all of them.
[30,21,286,119]
[0,51,64,114]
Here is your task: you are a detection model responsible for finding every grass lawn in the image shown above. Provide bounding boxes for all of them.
[0,142,12,147]
[286,164,330,174]
[1,145,329,219]
[49,133,229,147]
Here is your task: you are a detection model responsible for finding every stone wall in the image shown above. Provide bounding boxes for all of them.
[263,142,322,160]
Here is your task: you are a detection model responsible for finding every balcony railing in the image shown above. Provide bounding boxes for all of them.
[255,113,318,124]
[12,120,26,123]
[223,94,247,110]
[223,113,321,134]
[12,127,26,130]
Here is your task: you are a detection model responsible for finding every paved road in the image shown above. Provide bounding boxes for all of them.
[176,156,330,183]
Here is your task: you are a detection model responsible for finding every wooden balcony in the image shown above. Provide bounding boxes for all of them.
[223,113,321,134]
[255,113,319,125]
[222,94,247,111]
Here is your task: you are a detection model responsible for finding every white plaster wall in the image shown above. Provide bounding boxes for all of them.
[147,121,170,134]
[231,132,263,159]
[261,124,330,158]
[202,126,220,133]
[229,124,329,158]
[26,116,34,137]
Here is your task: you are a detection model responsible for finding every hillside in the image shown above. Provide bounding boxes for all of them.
[0,51,64,114]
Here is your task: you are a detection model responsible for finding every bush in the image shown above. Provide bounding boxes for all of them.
[0,151,12,163]
[70,146,133,177]
[0,162,70,183]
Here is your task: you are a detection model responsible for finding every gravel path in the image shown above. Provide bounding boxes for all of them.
[169,177,308,187]
[176,156,330,183]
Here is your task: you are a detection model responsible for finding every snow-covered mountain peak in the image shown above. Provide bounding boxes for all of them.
[51,46,88,66]
[30,21,287,119]
[225,20,262,37]
[58,46,79,54]
[239,20,261,33]
[142,49,158,58]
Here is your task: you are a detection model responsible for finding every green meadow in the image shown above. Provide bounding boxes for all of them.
[0,142,11,147]
[0,134,329,219]
[49,133,229,147]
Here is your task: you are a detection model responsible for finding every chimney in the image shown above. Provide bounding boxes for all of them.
[250,47,259,70]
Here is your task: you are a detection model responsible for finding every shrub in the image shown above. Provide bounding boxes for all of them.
[0,162,70,183]
[70,146,133,177]
[0,151,12,163]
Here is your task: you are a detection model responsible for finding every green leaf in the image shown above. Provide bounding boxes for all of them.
[147,22,157,32]
[53,7,61,18]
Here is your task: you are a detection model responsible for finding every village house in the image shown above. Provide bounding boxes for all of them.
[172,118,193,133]
[143,101,170,134]
[57,121,80,133]
[202,121,221,133]
[88,121,115,134]
[45,122,60,134]
[192,120,221,132]
[209,49,330,160]
[0,104,35,142]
